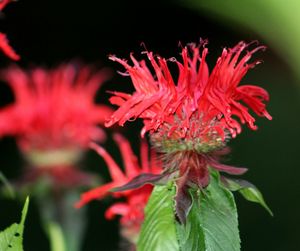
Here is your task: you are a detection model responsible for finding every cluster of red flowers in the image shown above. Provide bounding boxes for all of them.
[0,0,273,245]
[0,25,271,237]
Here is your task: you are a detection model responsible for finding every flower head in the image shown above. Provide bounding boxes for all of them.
[106,41,271,142]
[0,63,112,159]
[76,134,162,243]
[105,41,272,223]
[0,0,20,60]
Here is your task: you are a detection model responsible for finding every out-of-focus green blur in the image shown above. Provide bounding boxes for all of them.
[183,0,300,83]
[0,0,299,250]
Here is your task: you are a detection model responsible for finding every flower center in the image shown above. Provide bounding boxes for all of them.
[150,132,226,154]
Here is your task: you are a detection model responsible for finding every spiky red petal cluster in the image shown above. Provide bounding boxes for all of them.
[0,0,20,60]
[76,134,162,233]
[106,41,271,143]
[0,63,112,151]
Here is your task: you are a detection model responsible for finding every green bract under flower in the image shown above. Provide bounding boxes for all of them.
[152,136,225,153]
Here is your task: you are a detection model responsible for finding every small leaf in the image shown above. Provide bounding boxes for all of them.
[177,171,240,251]
[239,187,273,216]
[221,177,253,191]
[111,172,169,192]
[137,184,180,251]
[0,197,29,251]
[222,177,273,216]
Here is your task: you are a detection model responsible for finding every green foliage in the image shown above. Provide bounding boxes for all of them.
[177,171,240,251]
[175,192,205,251]
[223,178,273,216]
[46,222,67,251]
[137,183,180,251]
[181,0,300,81]
[239,187,273,215]
[0,197,29,251]
[138,172,241,251]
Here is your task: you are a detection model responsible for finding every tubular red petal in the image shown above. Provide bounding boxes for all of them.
[75,182,117,208]
[90,142,125,182]
[105,203,130,219]
[0,33,20,60]
[0,0,11,10]
[113,133,140,177]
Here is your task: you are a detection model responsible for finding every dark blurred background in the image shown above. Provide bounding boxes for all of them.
[0,0,299,250]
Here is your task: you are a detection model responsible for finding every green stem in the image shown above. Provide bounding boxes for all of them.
[47,221,67,251]
[38,190,87,251]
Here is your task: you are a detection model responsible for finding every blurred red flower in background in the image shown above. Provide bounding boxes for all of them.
[0,63,112,152]
[76,134,162,243]
[0,63,112,186]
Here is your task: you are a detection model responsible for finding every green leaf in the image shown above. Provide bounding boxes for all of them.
[137,184,180,251]
[176,192,205,251]
[223,178,273,216]
[177,172,240,251]
[239,187,273,216]
[0,197,29,251]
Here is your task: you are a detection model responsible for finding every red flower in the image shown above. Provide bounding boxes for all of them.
[0,0,20,60]
[105,41,272,223]
[106,41,271,140]
[76,134,162,242]
[0,63,112,154]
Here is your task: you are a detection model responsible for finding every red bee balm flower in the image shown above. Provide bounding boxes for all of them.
[0,63,112,166]
[105,41,272,223]
[0,0,20,60]
[76,134,162,243]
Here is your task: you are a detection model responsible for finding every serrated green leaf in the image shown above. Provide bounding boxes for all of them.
[176,192,205,251]
[223,178,273,216]
[177,172,240,251]
[137,184,180,251]
[0,197,29,251]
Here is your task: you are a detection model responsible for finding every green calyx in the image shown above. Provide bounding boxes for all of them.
[151,135,226,154]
